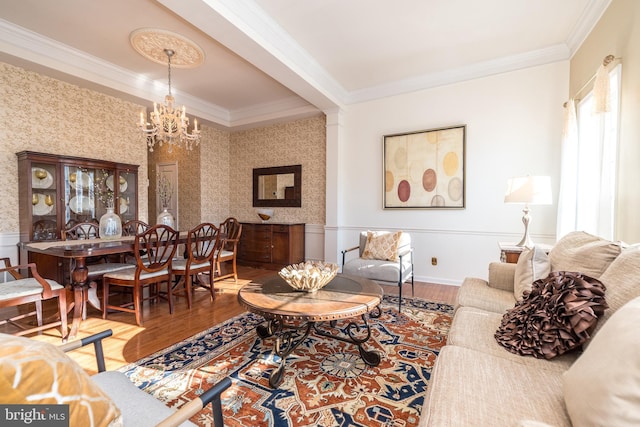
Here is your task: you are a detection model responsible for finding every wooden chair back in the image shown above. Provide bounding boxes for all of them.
[213,218,243,283]
[63,222,99,240]
[219,217,242,251]
[220,217,241,238]
[122,220,150,236]
[187,223,220,265]
[134,225,179,273]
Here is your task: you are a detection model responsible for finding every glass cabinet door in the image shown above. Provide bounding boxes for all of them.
[63,166,117,226]
[30,162,58,241]
[116,170,137,222]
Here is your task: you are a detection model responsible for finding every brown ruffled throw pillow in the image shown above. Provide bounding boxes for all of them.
[495,271,608,359]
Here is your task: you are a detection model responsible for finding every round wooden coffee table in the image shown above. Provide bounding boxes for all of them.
[238,273,383,388]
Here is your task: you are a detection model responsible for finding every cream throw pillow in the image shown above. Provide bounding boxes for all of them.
[513,246,551,301]
[563,296,640,426]
[0,333,122,427]
[362,231,402,261]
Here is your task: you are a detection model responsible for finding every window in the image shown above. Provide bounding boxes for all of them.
[557,64,621,240]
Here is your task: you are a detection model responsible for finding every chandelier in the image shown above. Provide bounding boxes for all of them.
[138,48,200,152]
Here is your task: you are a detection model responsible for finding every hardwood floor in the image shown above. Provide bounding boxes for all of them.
[1,266,458,374]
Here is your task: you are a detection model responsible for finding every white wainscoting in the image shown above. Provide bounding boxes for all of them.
[304,223,325,262]
[0,232,20,266]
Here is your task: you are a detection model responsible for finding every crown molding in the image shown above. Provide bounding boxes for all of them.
[347,44,571,104]
[1,0,613,125]
[0,19,233,126]
[229,97,320,130]
[565,0,612,54]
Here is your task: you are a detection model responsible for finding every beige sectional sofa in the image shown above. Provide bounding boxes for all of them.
[420,231,640,426]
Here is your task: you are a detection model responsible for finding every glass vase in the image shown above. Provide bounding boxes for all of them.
[157,207,175,228]
[99,207,122,240]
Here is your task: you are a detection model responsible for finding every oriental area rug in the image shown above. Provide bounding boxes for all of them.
[119,296,454,427]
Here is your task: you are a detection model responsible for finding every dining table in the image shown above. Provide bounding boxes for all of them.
[23,232,189,339]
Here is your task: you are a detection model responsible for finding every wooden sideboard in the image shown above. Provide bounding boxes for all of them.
[238,222,305,270]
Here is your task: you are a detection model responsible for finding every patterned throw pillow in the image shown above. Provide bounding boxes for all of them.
[0,334,122,427]
[362,231,402,261]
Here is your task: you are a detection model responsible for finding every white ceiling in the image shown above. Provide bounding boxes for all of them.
[0,0,610,130]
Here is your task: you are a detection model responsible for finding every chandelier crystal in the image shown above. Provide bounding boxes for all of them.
[138,49,200,152]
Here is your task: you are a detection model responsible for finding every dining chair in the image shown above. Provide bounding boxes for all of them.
[122,219,150,236]
[171,222,220,309]
[0,258,67,339]
[121,219,151,264]
[63,221,100,240]
[213,217,243,284]
[102,225,179,326]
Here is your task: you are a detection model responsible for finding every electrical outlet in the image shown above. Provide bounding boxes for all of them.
[431,257,437,266]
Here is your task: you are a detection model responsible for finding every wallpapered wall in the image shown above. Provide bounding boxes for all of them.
[0,61,326,244]
[229,116,326,225]
[148,125,231,230]
[200,126,231,225]
[0,62,148,233]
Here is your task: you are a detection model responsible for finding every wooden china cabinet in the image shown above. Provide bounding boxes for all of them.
[16,151,139,282]
[238,222,305,270]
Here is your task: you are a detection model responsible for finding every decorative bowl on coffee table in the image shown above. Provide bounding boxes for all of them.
[279,261,339,292]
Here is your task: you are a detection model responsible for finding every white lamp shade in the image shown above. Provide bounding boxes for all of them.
[504,176,552,205]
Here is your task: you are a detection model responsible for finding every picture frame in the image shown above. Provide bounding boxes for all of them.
[383,125,466,209]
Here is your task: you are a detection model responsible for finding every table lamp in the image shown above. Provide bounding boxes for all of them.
[504,176,552,247]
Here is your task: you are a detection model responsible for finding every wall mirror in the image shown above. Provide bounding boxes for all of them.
[253,164,302,207]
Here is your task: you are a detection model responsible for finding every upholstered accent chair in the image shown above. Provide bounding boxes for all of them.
[0,330,231,426]
[0,258,67,339]
[341,231,414,312]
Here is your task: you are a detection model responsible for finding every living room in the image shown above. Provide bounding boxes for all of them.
[1,1,638,285]
[1,1,639,426]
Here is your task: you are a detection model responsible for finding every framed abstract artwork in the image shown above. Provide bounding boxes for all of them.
[383,125,466,209]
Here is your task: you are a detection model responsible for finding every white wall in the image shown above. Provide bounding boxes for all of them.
[332,62,569,285]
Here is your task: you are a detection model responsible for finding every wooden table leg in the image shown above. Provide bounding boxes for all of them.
[68,286,84,339]
[68,256,90,340]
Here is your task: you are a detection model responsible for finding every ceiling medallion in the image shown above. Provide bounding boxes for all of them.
[130,28,205,68]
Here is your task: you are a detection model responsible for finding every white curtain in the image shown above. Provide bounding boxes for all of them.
[556,65,621,240]
[556,99,579,239]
